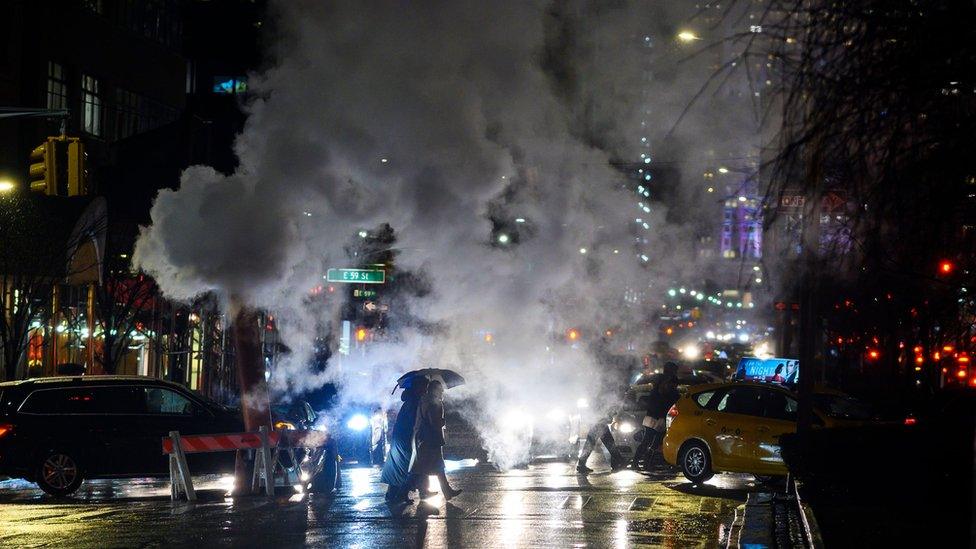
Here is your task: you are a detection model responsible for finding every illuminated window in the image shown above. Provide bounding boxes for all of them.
[46,62,67,110]
[81,74,101,136]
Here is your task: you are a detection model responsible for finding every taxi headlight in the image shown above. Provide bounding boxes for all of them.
[618,422,636,434]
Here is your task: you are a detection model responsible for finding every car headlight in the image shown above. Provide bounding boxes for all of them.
[274,421,296,430]
[618,422,636,434]
[346,414,370,431]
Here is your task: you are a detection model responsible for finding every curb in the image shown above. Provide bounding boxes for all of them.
[732,482,825,549]
[793,481,825,548]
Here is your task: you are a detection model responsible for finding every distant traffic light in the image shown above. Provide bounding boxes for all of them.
[28,136,86,196]
[866,349,880,361]
[566,328,580,342]
[938,260,955,275]
[355,328,368,342]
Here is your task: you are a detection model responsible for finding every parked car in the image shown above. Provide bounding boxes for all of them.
[661,382,897,484]
[0,376,337,496]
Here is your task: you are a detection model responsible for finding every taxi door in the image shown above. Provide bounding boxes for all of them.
[752,389,798,474]
[707,386,765,471]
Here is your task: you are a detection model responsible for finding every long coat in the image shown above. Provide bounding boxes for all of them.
[409,398,446,475]
[381,395,421,487]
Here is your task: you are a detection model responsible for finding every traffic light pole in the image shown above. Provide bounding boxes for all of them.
[0,107,69,134]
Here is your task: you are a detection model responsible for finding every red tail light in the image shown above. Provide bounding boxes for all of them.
[0,423,13,438]
[667,405,679,418]
[903,417,917,426]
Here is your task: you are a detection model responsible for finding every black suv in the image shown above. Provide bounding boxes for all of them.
[0,376,247,496]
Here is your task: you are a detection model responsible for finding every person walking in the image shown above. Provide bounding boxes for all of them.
[576,407,627,473]
[631,372,679,470]
[370,407,388,466]
[381,377,428,503]
[408,379,461,500]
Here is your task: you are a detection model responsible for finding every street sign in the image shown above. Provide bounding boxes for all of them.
[353,288,378,299]
[363,301,389,313]
[326,268,385,284]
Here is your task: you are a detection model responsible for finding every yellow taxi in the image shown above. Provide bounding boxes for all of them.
[662,381,882,483]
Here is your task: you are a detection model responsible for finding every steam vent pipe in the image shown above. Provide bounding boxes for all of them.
[231,304,271,494]
[233,306,272,431]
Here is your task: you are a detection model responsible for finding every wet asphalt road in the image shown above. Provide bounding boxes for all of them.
[0,459,758,548]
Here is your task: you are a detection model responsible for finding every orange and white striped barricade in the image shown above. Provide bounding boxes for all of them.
[162,426,282,501]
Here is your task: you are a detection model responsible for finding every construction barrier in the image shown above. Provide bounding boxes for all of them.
[162,426,329,502]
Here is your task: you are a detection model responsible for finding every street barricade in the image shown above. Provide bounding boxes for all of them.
[162,426,328,502]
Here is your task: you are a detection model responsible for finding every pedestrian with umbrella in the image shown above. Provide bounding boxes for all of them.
[381,376,428,504]
[391,368,465,501]
[409,378,462,500]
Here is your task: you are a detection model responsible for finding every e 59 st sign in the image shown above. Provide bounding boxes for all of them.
[326,268,385,284]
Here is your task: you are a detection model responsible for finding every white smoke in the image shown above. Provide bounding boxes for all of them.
[135,1,759,468]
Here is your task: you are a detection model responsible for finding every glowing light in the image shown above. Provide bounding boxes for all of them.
[681,345,700,359]
[497,233,510,244]
[579,247,587,254]
[707,187,714,193]
[358,230,368,238]
[380,158,388,163]
[484,333,493,343]
[618,422,636,434]
[738,333,750,343]
[939,260,955,275]
[567,328,580,341]
[515,218,526,223]
[355,328,367,342]
[0,180,15,193]
[677,30,700,42]
[346,414,369,431]
[738,196,747,202]
[718,167,729,174]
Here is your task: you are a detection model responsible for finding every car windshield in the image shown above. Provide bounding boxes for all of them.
[812,393,874,420]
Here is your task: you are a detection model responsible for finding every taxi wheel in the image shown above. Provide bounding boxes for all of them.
[679,441,713,484]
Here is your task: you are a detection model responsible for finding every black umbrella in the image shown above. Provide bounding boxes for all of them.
[395,368,466,390]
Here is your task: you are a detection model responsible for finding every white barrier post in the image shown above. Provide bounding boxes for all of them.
[168,431,196,502]
[251,426,275,497]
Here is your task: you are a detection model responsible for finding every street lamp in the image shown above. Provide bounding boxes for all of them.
[0,179,15,193]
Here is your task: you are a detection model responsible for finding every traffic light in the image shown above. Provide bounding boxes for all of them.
[29,140,56,194]
[355,327,368,342]
[65,138,86,196]
[566,328,579,342]
[28,137,87,196]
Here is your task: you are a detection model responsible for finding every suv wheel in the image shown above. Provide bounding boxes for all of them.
[679,441,714,484]
[37,451,83,497]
